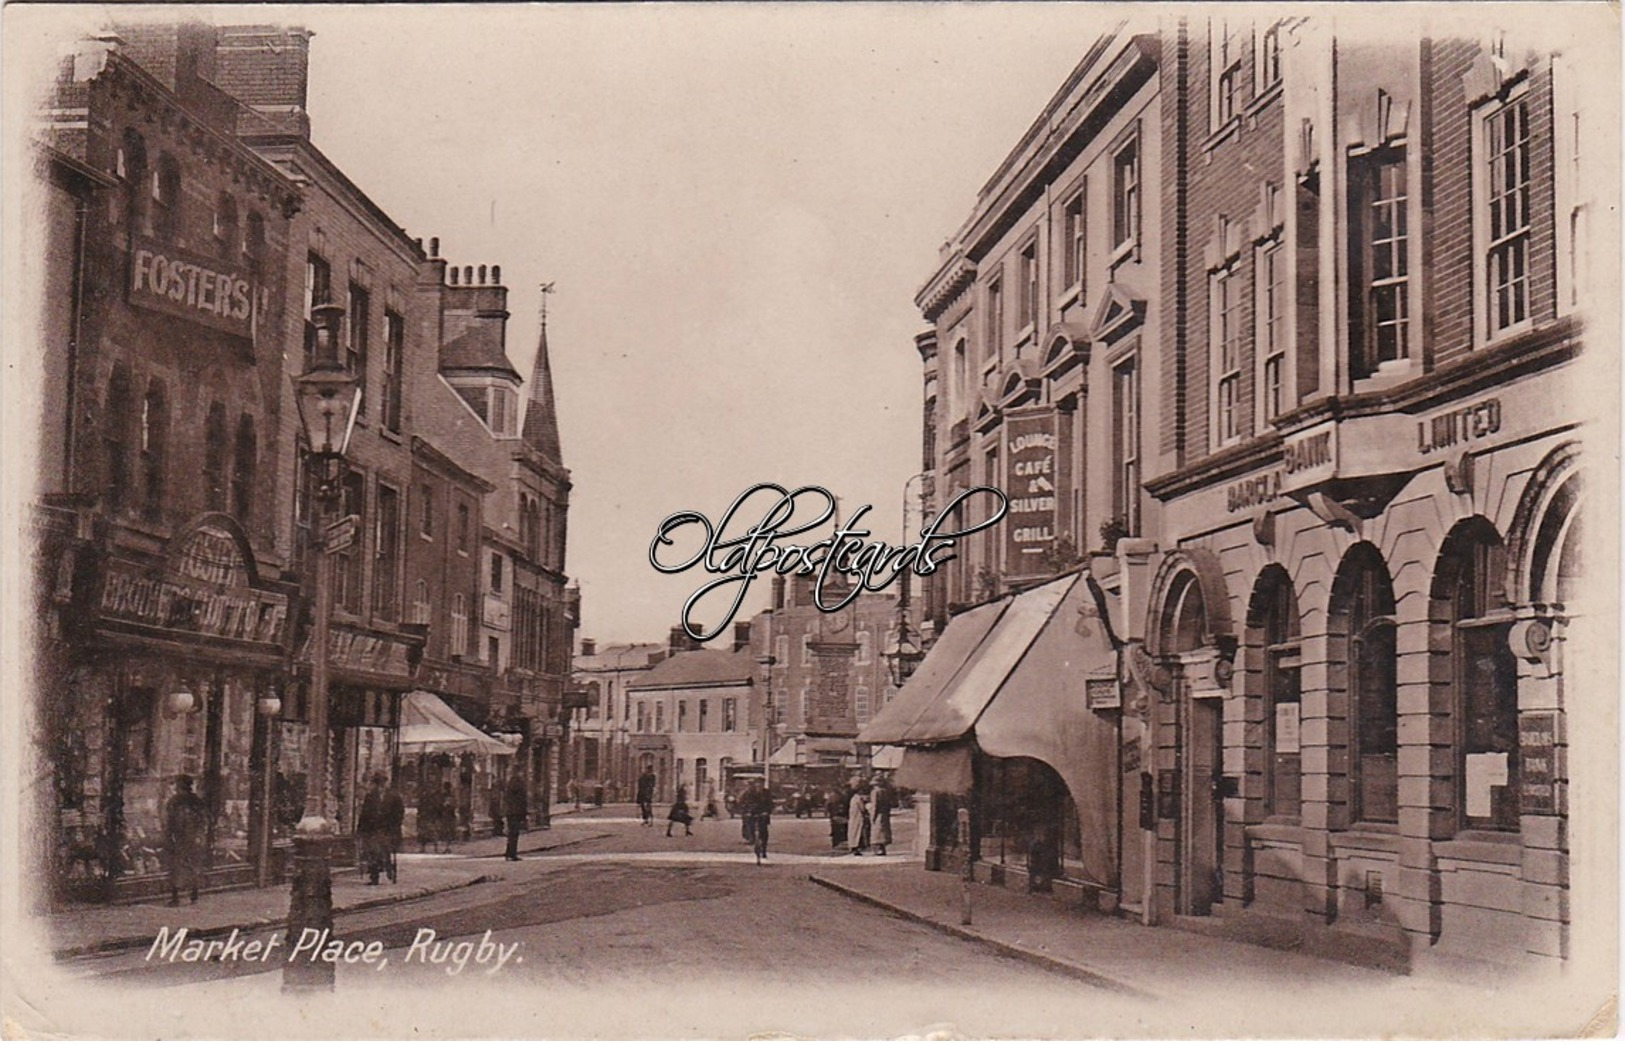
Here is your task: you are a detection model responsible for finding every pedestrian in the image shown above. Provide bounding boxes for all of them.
[488,785,505,837]
[635,767,656,827]
[417,780,443,853]
[436,781,457,853]
[666,783,693,837]
[848,783,871,856]
[503,770,528,861]
[826,787,849,849]
[357,772,404,885]
[870,775,895,857]
[702,785,721,820]
[163,774,207,905]
[738,778,771,862]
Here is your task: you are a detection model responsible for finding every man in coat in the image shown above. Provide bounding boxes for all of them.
[870,774,896,857]
[635,768,657,827]
[164,774,207,905]
[503,770,528,861]
[357,772,405,885]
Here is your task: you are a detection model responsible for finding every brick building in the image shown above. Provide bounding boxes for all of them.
[32,28,304,899]
[870,16,1600,973]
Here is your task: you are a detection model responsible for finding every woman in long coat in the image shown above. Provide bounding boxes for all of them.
[666,783,693,837]
[847,785,871,856]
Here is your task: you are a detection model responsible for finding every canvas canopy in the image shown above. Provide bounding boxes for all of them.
[398,691,516,757]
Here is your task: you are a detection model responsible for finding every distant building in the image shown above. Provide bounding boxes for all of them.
[623,631,762,806]
[569,639,666,802]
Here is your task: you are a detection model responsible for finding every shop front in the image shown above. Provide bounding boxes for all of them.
[1143,354,1583,969]
[860,571,1121,904]
[45,516,293,903]
[397,691,517,844]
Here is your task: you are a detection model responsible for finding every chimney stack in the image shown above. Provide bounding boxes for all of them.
[580,637,597,658]
[668,625,703,656]
[732,621,752,653]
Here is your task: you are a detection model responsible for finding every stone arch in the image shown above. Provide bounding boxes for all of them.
[1328,542,1399,827]
[167,512,264,589]
[1506,441,1583,607]
[1243,564,1304,821]
[1147,547,1235,658]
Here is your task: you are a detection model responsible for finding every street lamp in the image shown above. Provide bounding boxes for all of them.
[284,301,358,992]
[883,473,928,688]
[754,654,776,791]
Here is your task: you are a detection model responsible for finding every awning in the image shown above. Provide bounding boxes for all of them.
[894,742,972,792]
[859,574,1076,745]
[768,737,800,766]
[869,744,905,771]
[398,692,517,757]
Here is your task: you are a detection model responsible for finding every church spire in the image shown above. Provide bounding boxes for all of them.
[521,283,564,466]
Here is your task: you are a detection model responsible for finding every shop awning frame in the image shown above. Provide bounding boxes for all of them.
[398,691,518,757]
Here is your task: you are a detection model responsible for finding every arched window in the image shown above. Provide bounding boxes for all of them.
[1434,520,1518,832]
[140,379,168,520]
[231,414,257,522]
[1249,567,1302,816]
[104,366,133,512]
[1531,474,1581,606]
[203,402,228,512]
[1336,544,1398,824]
[152,155,181,239]
[1162,572,1208,654]
[214,193,238,252]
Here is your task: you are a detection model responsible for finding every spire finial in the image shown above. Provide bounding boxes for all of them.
[538,281,556,328]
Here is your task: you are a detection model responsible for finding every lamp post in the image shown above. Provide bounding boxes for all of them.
[754,654,776,791]
[884,473,928,688]
[284,301,359,992]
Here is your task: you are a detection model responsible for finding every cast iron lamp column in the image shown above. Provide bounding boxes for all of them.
[284,302,359,992]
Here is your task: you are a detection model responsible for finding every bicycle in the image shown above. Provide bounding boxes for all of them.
[743,812,769,865]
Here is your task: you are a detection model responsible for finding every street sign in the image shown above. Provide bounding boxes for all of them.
[542,723,564,738]
[324,514,360,552]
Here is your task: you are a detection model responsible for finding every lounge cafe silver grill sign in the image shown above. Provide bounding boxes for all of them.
[1004,406,1058,570]
[127,232,258,340]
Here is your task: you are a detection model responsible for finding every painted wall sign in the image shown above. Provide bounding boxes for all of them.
[98,563,288,644]
[299,626,416,678]
[127,233,258,340]
[1417,397,1502,455]
[1003,408,1058,567]
[1519,711,1558,814]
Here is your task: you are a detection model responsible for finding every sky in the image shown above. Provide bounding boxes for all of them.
[15,4,1107,645]
[289,5,1104,645]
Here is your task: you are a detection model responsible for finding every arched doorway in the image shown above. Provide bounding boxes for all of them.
[1157,566,1225,916]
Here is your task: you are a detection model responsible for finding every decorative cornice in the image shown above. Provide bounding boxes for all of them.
[916,255,977,322]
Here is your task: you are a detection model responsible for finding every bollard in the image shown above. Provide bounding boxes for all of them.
[957,806,973,926]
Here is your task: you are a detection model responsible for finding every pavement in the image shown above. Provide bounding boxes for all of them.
[45,802,610,960]
[809,862,1400,1000]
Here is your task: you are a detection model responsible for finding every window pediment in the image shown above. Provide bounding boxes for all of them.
[1087,282,1146,345]
[1040,322,1090,378]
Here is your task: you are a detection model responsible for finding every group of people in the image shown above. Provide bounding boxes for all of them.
[827,775,896,857]
[413,780,461,853]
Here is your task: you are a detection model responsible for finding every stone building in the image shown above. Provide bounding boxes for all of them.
[623,631,762,806]
[569,639,666,803]
[31,27,305,899]
[869,16,1600,974]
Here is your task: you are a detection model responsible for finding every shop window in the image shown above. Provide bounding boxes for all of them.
[151,154,181,239]
[1112,128,1141,256]
[1481,94,1532,339]
[1339,544,1398,824]
[140,379,168,521]
[347,283,370,416]
[374,484,401,621]
[1436,522,1518,831]
[1253,568,1302,817]
[1062,185,1087,299]
[1348,146,1410,379]
[203,402,227,512]
[231,413,256,523]
[1111,354,1140,538]
[381,310,404,433]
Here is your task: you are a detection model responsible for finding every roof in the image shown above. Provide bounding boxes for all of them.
[440,324,521,380]
[521,316,564,465]
[575,642,667,672]
[627,648,757,691]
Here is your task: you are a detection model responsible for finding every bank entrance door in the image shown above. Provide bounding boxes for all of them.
[1181,687,1224,915]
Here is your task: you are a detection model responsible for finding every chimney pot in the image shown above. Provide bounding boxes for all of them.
[464,266,474,285]
[429,236,440,257]
[449,267,459,285]
[478,264,488,284]
[491,264,501,284]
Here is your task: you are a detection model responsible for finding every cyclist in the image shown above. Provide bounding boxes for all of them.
[739,778,772,864]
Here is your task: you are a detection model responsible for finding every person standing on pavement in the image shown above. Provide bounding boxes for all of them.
[164,774,207,905]
[635,768,657,827]
[358,772,404,885]
[666,783,693,837]
[869,775,895,857]
[738,778,771,861]
[847,782,872,856]
[503,769,528,861]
